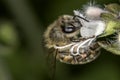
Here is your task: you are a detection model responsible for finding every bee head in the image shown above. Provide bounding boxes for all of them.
[58,15,81,37]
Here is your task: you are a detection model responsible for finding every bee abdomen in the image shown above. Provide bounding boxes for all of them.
[56,43,100,64]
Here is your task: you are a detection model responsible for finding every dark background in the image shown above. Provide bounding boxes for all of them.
[0,0,120,80]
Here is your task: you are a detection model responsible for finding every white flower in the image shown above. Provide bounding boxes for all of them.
[80,20,105,38]
[84,6,105,20]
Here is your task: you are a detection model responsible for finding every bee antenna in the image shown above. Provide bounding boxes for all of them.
[73,15,89,22]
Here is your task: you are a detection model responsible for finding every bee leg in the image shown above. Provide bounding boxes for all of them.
[54,43,75,49]
[87,38,95,46]
[73,15,83,26]
[51,49,58,80]
[70,42,82,56]
[76,38,92,55]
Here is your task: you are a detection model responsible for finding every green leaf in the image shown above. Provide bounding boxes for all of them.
[100,20,120,37]
[98,42,120,55]
[98,32,120,55]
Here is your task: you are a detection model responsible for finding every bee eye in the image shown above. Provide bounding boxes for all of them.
[61,25,76,33]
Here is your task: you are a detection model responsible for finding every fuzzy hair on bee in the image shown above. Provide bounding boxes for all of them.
[44,15,81,49]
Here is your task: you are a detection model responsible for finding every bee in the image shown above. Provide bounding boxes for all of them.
[44,14,102,64]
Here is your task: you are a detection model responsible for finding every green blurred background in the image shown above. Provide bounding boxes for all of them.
[0,0,120,80]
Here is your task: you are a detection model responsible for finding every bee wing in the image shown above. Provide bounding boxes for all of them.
[46,48,57,80]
